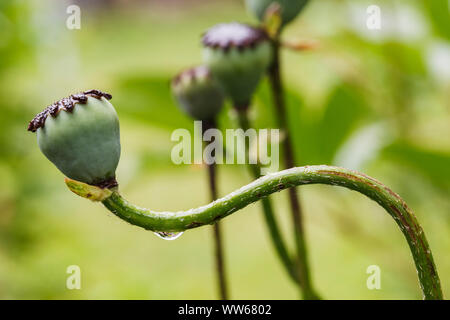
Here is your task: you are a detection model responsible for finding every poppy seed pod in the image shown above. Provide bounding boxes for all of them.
[202,23,272,108]
[28,90,121,188]
[245,0,309,27]
[171,66,225,121]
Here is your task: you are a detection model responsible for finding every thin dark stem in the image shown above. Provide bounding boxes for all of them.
[203,120,228,300]
[235,107,299,285]
[268,38,318,299]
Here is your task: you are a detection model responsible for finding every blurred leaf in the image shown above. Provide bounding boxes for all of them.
[284,84,372,165]
[382,42,427,77]
[253,79,280,129]
[315,85,372,163]
[114,75,192,130]
[284,87,317,164]
[421,0,450,40]
[381,142,450,190]
[0,0,35,72]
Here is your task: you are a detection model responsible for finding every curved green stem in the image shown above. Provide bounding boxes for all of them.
[99,165,442,300]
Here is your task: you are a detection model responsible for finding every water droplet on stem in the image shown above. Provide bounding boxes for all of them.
[154,231,184,241]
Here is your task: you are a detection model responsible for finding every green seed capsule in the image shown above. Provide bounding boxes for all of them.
[28,90,120,188]
[171,66,224,121]
[202,23,272,108]
[245,0,309,27]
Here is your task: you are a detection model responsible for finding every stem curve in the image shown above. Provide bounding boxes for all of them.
[101,165,442,299]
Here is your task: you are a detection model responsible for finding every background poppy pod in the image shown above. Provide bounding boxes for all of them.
[202,23,272,108]
[172,66,225,121]
[246,0,310,27]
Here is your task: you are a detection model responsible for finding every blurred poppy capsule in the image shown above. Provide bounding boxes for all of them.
[28,90,121,188]
[171,66,225,121]
[202,22,272,109]
[245,0,309,27]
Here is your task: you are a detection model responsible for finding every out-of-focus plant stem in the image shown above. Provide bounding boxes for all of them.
[268,37,318,300]
[203,119,228,300]
[235,105,300,286]
[95,165,443,300]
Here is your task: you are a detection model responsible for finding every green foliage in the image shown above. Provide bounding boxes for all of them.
[0,0,448,299]
[422,0,450,40]
[382,142,450,190]
[114,75,192,129]
[255,83,372,165]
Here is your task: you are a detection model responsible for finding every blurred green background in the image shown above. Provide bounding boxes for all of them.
[0,0,449,299]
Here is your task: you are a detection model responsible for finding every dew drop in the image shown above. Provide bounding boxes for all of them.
[154,231,184,241]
